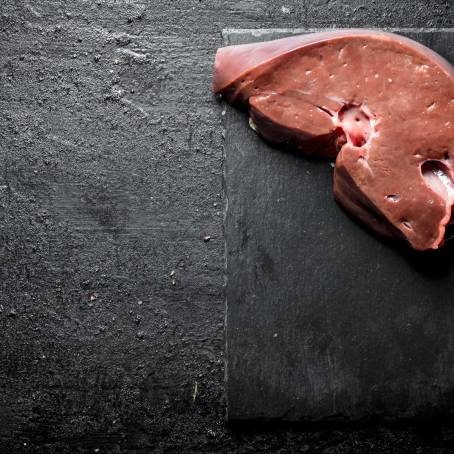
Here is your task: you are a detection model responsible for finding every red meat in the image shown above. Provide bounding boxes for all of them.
[213,30,454,251]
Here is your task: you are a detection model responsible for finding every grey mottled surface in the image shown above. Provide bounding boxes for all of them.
[1,0,454,452]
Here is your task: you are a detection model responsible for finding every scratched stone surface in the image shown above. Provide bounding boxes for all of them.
[1,1,454,452]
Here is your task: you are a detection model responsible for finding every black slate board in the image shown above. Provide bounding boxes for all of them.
[224,29,454,421]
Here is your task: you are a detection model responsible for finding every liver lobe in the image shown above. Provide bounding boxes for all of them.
[213,30,454,251]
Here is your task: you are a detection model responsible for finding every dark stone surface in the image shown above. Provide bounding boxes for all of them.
[0,0,454,452]
[224,30,454,422]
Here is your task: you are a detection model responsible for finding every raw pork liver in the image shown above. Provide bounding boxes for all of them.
[213,30,454,250]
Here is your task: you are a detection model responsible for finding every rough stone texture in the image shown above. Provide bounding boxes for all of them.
[0,0,454,452]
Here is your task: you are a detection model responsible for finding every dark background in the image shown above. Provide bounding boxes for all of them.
[1,1,453,452]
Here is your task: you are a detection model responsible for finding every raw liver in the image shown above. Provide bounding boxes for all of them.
[213,29,454,250]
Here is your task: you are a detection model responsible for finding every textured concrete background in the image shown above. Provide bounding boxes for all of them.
[0,0,453,452]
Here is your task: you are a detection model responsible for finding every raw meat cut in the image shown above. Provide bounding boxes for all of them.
[213,30,454,251]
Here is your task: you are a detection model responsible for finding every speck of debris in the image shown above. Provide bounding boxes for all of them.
[137,300,143,305]
[170,270,176,277]
[330,161,335,168]
[203,236,211,242]
[281,5,290,13]
[97,326,107,334]
[115,34,132,46]
[192,382,199,403]
[90,293,98,301]
[8,309,17,317]
[136,331,144,339]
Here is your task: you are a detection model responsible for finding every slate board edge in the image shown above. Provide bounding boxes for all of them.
[223,27,454,43]
[222,28,454,422]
